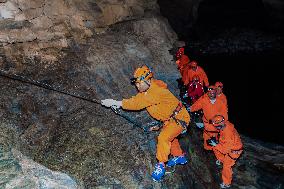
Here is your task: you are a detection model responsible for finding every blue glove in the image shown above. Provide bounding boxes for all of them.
[209,140,217,147]
[186,106,191,112]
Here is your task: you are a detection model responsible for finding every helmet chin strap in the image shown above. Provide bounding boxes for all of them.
[144,79,151,87]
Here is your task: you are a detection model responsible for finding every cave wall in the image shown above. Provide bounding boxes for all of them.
[0,0,186,188]
[0,0,283,188]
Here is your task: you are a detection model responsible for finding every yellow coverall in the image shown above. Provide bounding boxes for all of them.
[122,79,190,162]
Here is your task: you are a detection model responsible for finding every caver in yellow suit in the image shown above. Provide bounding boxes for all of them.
[101,65,190,181]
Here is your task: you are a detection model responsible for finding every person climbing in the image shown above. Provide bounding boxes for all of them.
[215,81,227,106]
[178,55,191,86]
[186,60,209,89]
[101,65,190,182]
[182,75,204,122]
[175,47,191,84]
[186,75,204,105]
[207,115,243,188]
[189,86,228,150]
[175,47,191,100]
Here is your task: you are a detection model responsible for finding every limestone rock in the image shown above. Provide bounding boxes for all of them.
[0,144,80,188]
[30,16,53,29]
[0,0,159,66]
[0,1,19,19]
[17,0,45,10]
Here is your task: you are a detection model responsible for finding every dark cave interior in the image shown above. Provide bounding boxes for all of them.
[158,0,284,144]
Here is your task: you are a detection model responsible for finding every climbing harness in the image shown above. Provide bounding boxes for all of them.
[169,102,188,134]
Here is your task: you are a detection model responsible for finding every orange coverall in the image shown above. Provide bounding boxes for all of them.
[186,66,209,87]
[122,79,190,162]
[176,55,190,85]
[217,93,228,106]
[213,121,243,185]
[190,95,228,150]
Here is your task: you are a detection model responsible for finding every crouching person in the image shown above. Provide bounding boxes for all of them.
[101,65,190,182]
[207,115,243,188]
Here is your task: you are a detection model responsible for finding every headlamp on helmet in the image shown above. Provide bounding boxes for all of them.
[130,77,137,85]
[190,61,198,68]
[131,65,153,85]
[207,85,216,92]
[175,47,184,59]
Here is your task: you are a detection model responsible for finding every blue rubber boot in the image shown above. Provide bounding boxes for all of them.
[167,155,187,167]
[151,162,165,182]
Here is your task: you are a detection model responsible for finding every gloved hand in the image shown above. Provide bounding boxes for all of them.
[183,92,188,99]
[149,126,160,131]
[186,106,191,112]
[209,140,217,146]
[101,99,122,108]
[195,122,204,129]
[208,119,213,124]
[208,139,217,147]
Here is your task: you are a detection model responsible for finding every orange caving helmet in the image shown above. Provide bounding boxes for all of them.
[215,81,223,88]
[192,75,200,81]
[190,60,198,67]
[132,65,153,84]
[211,114,225,126]
[176,47,185,59]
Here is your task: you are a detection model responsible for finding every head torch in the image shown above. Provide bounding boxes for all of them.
[130,77,137,85]
[208,87,215,91]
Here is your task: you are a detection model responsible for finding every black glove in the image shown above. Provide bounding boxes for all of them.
[208,119,213,124]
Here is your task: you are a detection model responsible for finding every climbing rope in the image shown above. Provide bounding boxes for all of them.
[0,69,101,104]
[111,106,163,132]
[0,69,162,132]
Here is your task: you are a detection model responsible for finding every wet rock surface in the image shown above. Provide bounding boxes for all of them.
[0,0,283,188]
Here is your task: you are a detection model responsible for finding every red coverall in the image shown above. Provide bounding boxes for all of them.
[187,81,204,104]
